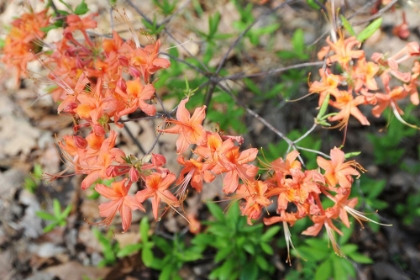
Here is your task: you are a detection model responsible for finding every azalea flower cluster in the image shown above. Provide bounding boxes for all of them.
[1,8,389,260]
[309,33,420,130]
[1,9,50,84]
[158,98,377,260]
[2,10,173,231]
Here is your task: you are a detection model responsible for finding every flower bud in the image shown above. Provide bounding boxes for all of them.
[62,102,78,114]
[118,56,129,67]
[117,78,127,92]
[152,153,166,167]
[74,135,87,149]
[129,66,141,78]
[129,166,140,182]
[76,57,85,69]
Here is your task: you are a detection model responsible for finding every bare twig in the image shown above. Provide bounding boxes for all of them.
[352,0,398,25]
[216,82,293,146]
[123,125,146,155]
[215,0,296,75]
[222,61,324,81]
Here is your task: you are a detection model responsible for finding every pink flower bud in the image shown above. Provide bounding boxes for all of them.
[106,166,118,177]
[129,167,140,182]
[62,102,78,114]
[129,66,141,78]
[152,153,166,167]
[117,78,127,92]
[76,57,85,69]
[93,124,106,136]
[118,56,129,67]
[74,135,87,149]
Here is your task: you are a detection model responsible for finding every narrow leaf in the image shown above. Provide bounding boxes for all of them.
[357,18,383,43]
[340,15,356,37]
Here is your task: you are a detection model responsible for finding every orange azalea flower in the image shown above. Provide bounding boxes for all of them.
[136,172,179,220]
[317,147,361,189]
[318,35,364,68]
[159,98,207,154]
[235,180,271,225]
[328,90,370,129]
[194,132,236,165]
[2,9,50,84]
[266,150,302,175]
[371,86,407,118]
[309,68,342,106]
[95,179,145,232]
[404,61,420,106]
[212,146,259,194]
[302,211,344,256]
[115,78,156,120]
[129,39,171,83]
[176,155,216,195]
[80,131,126,190]
[352,58,379,92]
[264,210,298,264]
[65,13,98,32]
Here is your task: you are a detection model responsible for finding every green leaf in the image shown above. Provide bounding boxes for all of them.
[340,15,356,37]
[117,243,142,258]
[140,217,150,242]
[255,23,280,35]
[316,93,330,120]
[315,259,332,280]
[36,211,56,221]
[306,0,321,10]
[159,265,173,280]
[226,202,240,224]
[366,179,386,199]
[344,151,361,159]
[215,246,232,262]
[240,262,258,280]
[255,255,269,271]
[61,204,72,219]
[153,236,171,254]
[332,256,347,279]
[141,248,155,268]
[75,0,88,15]
[33,164,43,179]
[219,258,235,279]
[243,243,255,255]
[341,244,358,255]
[291,29,305,56]
[260,242,274,255]
[208,12,221,38]
[261,226,280,242]
[244,78,262,95]
[206,202,225,221]
[53,199,61,217]
[357,18,382,43]
[348,252,373,264]
[43,222,58,233]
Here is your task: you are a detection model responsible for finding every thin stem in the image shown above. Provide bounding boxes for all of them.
[215,0,296,75]
[123,125,146,155]
[216,82,293,146]
[222,61,324,81]
[295,146,329,158]
[352,0,398,25]
[293,123,318,144]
